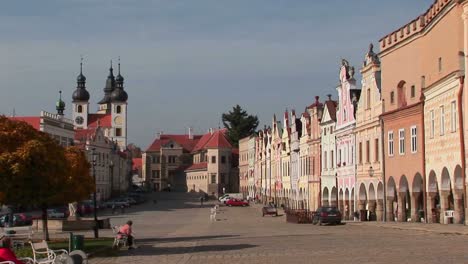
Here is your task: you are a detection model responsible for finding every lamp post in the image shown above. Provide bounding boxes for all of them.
[87,146,99,238]
[109,160,114,197]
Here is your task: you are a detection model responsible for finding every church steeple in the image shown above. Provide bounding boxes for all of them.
[56,90,66,116]
[72,57,90,102]
[98,60,116,105]
[111,57,128,103]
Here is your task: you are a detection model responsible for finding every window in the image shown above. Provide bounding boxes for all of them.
[344,109,347,121]
[430,110,435,138]
[399,129,405,155]
[440,105,445,136]
[77,105,83,113]
[116,105,122,114]
[411,85,415,98]
[367,88,371,109]
[366,140,370,163]
[359,142,362,164]
[331,150,334,168]
[375,138,379,162]
[115,128,122,137]
[211,156,216,163]
[330,127,333,134]
[211,173,217,183]
[221,156,226,164]
[351,146,354,165]
[152,170,160,179]
[168,156,177,163]
[324,151,327,170]
[338,149,342,165]
[411,126,417,153]
[388,131,394,156]
[451,101,457,132]
[438,57,442,72]
[390,91,395,104]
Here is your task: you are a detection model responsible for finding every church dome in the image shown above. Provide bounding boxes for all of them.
[72,88,90,102]
[110,88,128,102]
[77,72,86,82]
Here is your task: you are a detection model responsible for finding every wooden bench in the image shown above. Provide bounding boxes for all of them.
[2,226,34,248]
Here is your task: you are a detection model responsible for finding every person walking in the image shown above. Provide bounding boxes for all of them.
[118,220,135,250]
[200,196,204,207]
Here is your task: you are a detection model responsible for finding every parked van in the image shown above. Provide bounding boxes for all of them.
[223,193,243,200]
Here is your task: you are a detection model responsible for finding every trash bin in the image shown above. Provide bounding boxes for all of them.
[71,235,84,251]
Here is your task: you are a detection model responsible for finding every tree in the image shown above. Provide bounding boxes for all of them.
[222,105,259,147]
[62,147,94,203]
[0,116,93,240]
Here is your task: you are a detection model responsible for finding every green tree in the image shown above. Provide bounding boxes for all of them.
[222,105,259,147]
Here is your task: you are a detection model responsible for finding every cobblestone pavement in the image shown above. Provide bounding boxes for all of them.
[91,193,468,264]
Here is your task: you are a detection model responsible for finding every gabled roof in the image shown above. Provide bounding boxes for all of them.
[9,117,41,130]
[192,133,213,152]
[204,130,233,149]
[88,114,112,128]
[145,134,202,152]
[324,101,338,122]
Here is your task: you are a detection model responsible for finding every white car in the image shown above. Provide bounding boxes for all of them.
[219,196,232,204]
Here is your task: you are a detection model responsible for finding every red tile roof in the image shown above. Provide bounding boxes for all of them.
[74,128,97,141]
[204,130,233,149]
[192,133,213,152]
[132,158,142,171]
[88,114,112,128]
[185,162,207,172]
[9,117,41,130]
[145,134,202,152]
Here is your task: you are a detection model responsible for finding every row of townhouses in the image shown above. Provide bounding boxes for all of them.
[239,0,468,225]
[142,129,239,196]
[9,60,134,201]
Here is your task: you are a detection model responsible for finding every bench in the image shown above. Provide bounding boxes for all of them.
[2,226,34,248]
[444,210,454,224]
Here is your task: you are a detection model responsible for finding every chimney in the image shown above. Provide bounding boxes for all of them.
[156,131,163,140]
[327,94,332,101]
[209,128,214,135]
[188,127,193,139]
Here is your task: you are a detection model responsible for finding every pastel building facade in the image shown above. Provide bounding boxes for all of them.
[335,60,360,220]
[355,44,385,221]
[320,98,338,207]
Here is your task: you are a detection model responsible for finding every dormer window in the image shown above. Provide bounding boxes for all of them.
[390,91,395,104]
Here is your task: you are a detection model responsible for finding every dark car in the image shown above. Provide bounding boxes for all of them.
[312,207,342,225]
[0,213,32,227]
[262,205,278,217]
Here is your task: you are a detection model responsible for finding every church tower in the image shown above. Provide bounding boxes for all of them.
[72,59,90,129]
[110,58,128,150]
[97,61,115,114]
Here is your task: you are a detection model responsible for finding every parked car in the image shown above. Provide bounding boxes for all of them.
[219,196,232,204]
[0,213,32,227]
[128,193,146,204]
[262,205,278,217]
[226,199,249,207]
[312,207,342,225]
[47,209,65,219]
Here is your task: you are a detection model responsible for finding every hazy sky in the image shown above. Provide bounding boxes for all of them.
[1,0,433,148]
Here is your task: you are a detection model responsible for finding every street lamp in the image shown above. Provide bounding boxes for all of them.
[86,146,99,238]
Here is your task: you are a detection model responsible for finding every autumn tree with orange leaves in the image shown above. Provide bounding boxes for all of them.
[0,116,94,240]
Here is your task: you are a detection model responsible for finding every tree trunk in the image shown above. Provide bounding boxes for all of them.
[41,205,50,241]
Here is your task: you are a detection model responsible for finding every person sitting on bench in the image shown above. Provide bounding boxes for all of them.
[0,236,25,264]
[118,220,135,250]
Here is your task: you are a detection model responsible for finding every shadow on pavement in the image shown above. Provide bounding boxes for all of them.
[126,243,258,256]
[137,235,240,243]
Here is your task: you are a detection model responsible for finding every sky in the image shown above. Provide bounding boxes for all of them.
[0,0,434,148]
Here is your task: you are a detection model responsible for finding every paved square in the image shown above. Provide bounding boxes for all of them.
[91,193,468,264]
